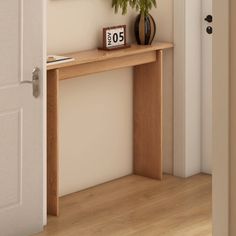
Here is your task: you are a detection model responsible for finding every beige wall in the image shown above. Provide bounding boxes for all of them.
[47,0,173,196]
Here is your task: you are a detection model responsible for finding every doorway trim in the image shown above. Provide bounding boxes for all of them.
[173,0,202,177]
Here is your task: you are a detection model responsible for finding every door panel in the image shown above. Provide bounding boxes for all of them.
[0,0,45,235]
[0,110,22,209]
[0,1,21,87]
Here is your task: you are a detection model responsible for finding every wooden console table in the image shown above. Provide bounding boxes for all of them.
[47,42,173,216]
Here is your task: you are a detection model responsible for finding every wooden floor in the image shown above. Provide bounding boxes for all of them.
[37,174,212,236]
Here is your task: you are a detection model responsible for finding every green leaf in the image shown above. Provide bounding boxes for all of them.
[111,0,157,15]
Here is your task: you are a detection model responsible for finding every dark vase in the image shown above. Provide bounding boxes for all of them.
[134,13,156,45]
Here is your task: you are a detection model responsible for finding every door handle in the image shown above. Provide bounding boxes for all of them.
[204,15,213,23]
[21,67,40,98]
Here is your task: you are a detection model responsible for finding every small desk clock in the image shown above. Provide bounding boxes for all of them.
[100,25,130,50]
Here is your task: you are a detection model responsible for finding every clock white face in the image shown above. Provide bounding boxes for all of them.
[105,27,125,48]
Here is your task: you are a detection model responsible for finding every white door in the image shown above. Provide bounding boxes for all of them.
[0,1,45,235]
[202,0,212,174]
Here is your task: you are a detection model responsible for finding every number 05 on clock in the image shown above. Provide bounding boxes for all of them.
[101,25,130,50]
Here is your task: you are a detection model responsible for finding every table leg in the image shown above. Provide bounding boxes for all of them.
[133,50,163,180]
[47,69,59,216]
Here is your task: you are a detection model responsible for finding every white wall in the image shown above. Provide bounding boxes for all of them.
[185,0,202,176]
[174,0,202,177]
[47,0,173,196]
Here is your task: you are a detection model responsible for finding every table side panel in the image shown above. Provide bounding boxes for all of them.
[133,50,163,180]
[47,69,60,216]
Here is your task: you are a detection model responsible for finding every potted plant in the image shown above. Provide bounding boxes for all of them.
[112,0,157,45]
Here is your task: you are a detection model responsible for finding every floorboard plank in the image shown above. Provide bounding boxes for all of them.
[36,174,212,236]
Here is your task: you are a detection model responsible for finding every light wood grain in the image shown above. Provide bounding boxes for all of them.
[47,42,173,71]
[47,70,59,216]
[134,50,163,179]
[37,174,212,236]
[59,51,156,80]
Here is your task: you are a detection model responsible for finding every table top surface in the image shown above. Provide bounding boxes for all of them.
[47,41,173,71]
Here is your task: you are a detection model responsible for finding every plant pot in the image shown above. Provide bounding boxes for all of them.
[134,13,156,45]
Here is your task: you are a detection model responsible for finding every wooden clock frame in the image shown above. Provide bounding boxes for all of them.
[100,25,130,50]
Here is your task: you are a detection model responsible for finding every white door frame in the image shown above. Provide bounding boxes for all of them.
[42,0,47,226]
[174,0,230,235]
[201,0,212,174]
